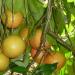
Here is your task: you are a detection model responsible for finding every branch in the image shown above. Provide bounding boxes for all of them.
[47,29,74,52]
[40,0,52,48]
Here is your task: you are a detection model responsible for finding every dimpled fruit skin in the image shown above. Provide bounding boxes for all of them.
[2,10,23,28]
[44,52,66,70]
[2,35,25,58]
[0,52,9,71]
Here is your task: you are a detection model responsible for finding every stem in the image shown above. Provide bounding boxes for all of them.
[47,29,74,52]
[40,0,52,49]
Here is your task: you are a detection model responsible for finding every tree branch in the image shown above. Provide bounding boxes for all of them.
[40,0,52,48]
[47,29,75,52]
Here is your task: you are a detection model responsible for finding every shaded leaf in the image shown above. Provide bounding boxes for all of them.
[52,7,65,34]
[0,0,2,15]
[33,63,57,75]
[5,0,26,16]
[62,0,71,24]
[10,62,28,73]
[23,46,31,68]
[28,0,45,21]
[46,34,57,45]
[11,66,26,73]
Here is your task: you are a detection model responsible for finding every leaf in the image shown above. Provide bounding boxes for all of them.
[62,0,71,24]
[11,47,31,68]
[66,11,71,24]
[33,63,57,75]
[0,72,4,75]
[67,36,75,47]
[69,4,75,16]
[23,46,31,68]
[28,0,45,21]
[12,61,26,67]
[63,0,75,17]
[40,64,57,75]
[0,0,2,15]
[46,34,57,45]
[63,58,75,75]
[5,0,26,16]
[10,62,28,73]
[52,7,65,34]
[11,66,26,73]
[67,0,74,3]
[49,15,55,32]
[10,54,25,67]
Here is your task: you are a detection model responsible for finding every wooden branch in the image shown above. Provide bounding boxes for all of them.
[47,29,75,52]
[40,0,52,48]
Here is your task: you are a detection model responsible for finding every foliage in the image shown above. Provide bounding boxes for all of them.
[0,0,75,75]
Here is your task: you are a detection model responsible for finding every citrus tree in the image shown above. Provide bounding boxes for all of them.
[0,0,75,75]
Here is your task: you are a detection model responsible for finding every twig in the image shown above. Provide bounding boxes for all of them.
[40,0,52,49]
[47,29,74,52]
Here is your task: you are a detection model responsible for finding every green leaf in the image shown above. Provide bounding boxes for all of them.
[62,58,75,75]
[72,20,75,26]
[46,34,57,45]
[11,54,25,67]
[52,7,65,34]
[70,4,75,16]
[67,0,74,3]
[11,66,26,73]
[28,0,45,21]
[23,46,31,68]
[62,0,71,24]
[5,0,26,16]
[11,46,31,68]
[63,1,75,17]
[12,61,26,67]
[40,64,57,75]
[67,36,75,47]
[49,15,55,32]
[10,62,28,73]
[33,64,57,75]
[0,72,4,75]
[66,11,71,24]
[0,0,2,15]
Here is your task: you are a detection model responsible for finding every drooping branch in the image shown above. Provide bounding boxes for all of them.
[47,29,75,52]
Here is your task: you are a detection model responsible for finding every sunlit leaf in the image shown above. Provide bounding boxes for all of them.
[67,0,74,3]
